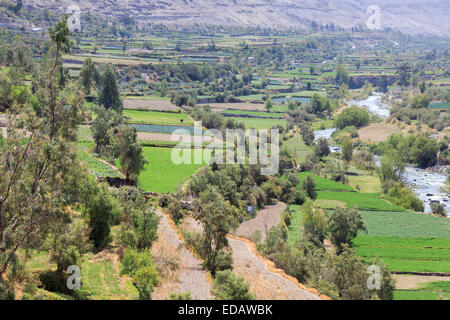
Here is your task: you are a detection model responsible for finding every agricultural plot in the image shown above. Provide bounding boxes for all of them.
[286,205,303,247]
[283,134,313,163]
[229,117,287,129]
[360,211,450,238]
[123,110,194,125]
[316,191,405,212]
[394,289,449,300]
[76,255,139,300]
[138,147,208,193]
[221,110,284,118]
[354,236,450,274]
[297,172,355,192]
[78,151,120,178]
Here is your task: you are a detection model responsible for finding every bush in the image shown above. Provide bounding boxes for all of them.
[88,186,114,250]
[386,183,424,212]
[431,202,446,217]
[121,249,155,278]
[133,265,160,300]
[302,175,317,200]
[410,136,439,168]
[212,249,233,273]
[335,106,370,129]
[0,279,15,300]
[212,270,255,300]
[171,292,192,300]
[168,200,183,224]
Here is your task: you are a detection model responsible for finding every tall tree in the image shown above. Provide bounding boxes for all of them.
[99,65,122,111]
[193,187,237,276]
[329,207,367,254]
[342,136,353,163]
[396,63,411,94]
[0,17,87,286]
[109,126,147,183]
[79,58,97,94]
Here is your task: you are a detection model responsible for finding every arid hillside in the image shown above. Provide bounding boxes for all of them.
[17,0,450,35]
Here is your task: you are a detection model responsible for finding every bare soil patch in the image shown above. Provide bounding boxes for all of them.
[357,122,404,143]
[394,275,450,290]
[199,103,266,112]
[124,99,177,111]
[233,203,286,242]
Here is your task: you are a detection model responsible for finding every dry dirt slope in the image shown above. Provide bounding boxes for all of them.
[22,0,450,35]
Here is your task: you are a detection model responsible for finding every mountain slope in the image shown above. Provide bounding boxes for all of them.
[20,0,450,35]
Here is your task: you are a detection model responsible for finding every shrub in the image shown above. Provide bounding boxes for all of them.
[88,186,114,250]
[314,138,330,159]
[171,292,192,300]
[121,249,155,278]
[431,202,446,217]
[133,265,160,300]
[335,106,370,129]
[302,175,317,200]
[386,183,424,212]
[212,270,255,300]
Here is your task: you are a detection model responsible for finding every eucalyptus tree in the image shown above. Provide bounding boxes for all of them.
[0,16,88,288]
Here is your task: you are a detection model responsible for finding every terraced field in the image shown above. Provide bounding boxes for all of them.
[139,147,209,193]
[360,211,450,238]
[297,172,355,192]
[316,191,405,212]
[123,110,194,125]
[229,117,287,129]
[354,236,450,274]
[394,281,450,300]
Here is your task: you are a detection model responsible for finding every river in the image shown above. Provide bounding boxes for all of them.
[348,93,391,118]
[317,94,449,215]
[401,167,449,216]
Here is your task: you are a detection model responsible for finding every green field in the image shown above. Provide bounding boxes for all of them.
[354,236,450,273]
[138,147,207,193]
[123,110,193,125]
[360,211,450,238]
[394,290,449,300]
[283,134,313,163]
[221,110,284,118]
[76,255,138,300]
[316,191,405,212]
[230,117,287,129]
[287,205,303,247]
[78,151,120,178]
[297,172,355,192]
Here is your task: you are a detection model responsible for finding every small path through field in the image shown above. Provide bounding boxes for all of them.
[394,275,450,290]
[233,203,286,242]
[152,211,213,300]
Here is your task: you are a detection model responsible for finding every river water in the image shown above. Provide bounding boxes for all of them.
[317,95,449,216]
[348,93,391,118]
[401,167,449,215]
[313,128,341,153]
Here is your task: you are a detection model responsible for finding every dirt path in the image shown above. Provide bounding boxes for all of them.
[227,235,323,300]
[182,205,324,300]
[394,275,450,290]
[233,203,286,242]
[151,211,213,300]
